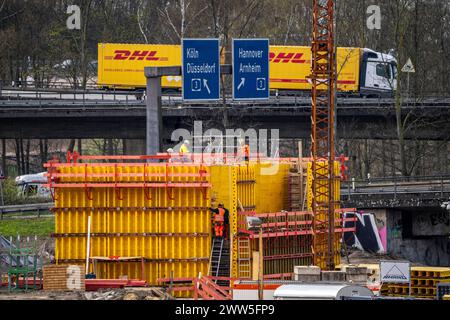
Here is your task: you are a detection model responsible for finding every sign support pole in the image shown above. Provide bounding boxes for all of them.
[144,67,182,157]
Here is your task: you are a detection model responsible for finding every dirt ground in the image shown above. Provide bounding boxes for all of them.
[342,248,425,266]
[0,287,173,300]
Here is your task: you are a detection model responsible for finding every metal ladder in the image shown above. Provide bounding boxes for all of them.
[237,236,251,279]
[208,237,224,277]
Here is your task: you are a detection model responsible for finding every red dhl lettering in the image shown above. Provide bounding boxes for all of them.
[269,52,306,63]
[112,50,165,61]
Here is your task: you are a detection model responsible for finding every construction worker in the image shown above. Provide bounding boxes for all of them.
[209,203,229,239]
[239,138,250,162]
[179,140,190,162]
[166,148,174,162]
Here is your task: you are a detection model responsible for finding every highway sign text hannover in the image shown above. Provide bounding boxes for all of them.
[182,39,220,101]
[232,39,269,100]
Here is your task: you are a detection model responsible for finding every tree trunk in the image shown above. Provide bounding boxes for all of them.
[390,140,396,176]
[106,139,114,155]
[68,139,76,153]
[123,139,127,155]
[25,139,30,174]
[15,139,21,175]
[39,139,44,166]
[39,139,48,167]
[20,138,25,175]
[381,140,387,176]
[1,139,6,176]
[77,139,82,155]
[395,76,407,176]
[80,1,93,89]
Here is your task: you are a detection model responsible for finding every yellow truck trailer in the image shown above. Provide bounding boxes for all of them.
[98,43,182,90]
[98,43,396,95]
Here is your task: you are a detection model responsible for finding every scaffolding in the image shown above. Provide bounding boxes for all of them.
[237,209,357,277]
[4,236,42,292]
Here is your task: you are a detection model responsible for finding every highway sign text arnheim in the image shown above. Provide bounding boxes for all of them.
[233,39,269,100]
[182,39,220,101]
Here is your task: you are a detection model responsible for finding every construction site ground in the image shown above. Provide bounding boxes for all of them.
[0,248,424,300]
[342,249,425,267]
[0,287,175,300]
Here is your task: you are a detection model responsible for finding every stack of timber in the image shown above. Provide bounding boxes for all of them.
[43,265,85,291]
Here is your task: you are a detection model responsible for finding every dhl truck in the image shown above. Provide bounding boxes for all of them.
[98,43,396,96]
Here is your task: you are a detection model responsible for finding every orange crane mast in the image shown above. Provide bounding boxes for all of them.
[310,0,337,270]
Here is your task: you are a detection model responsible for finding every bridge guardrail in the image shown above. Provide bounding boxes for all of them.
[0,202,54,220]
[342,175,450,200]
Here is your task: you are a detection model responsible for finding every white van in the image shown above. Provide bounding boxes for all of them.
[15,172,51,198]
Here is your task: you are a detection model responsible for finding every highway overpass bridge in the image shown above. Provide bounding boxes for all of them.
[1,89,450,141]
[340,175,450,267]
[341,175,450,209]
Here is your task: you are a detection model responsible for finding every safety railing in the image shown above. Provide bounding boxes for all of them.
[342,175,450,200]
[43,152,211,201]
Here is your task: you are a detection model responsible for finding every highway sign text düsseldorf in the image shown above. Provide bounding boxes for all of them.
[232,39,269,100]
[182,39,220,101]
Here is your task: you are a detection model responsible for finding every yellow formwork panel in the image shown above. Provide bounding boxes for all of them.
[53,163,211,289]
[236,164,256,210]
[255,162,290,213]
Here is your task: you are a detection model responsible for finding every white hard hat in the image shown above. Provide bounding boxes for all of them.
[184,140,190,145]
[167,148,174,153]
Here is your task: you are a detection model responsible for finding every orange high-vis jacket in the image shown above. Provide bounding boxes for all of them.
[242,144,250,157]
[214,208,225,222]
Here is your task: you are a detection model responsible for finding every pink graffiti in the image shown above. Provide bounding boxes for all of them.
[378,226,387,251]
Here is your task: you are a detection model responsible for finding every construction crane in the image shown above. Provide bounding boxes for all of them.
[310,0,337,270]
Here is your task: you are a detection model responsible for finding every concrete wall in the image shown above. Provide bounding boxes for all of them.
[412,211,450,236]
[387,209,450,266]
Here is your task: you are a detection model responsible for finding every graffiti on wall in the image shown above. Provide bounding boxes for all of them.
[413,211,450,236]
[343,211,386,253]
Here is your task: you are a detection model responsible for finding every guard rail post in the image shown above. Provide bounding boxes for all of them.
[441,175,444,199]
[394,176,397,200]
[347,179,351,200]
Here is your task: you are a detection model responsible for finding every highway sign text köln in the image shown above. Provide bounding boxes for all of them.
[232,39,269,100]
[182,38,220,101]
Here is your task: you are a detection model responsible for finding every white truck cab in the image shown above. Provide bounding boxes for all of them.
[360,48,397,96]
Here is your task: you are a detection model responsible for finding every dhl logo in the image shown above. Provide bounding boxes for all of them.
[269,52,306,63]
[111,50,169,61]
